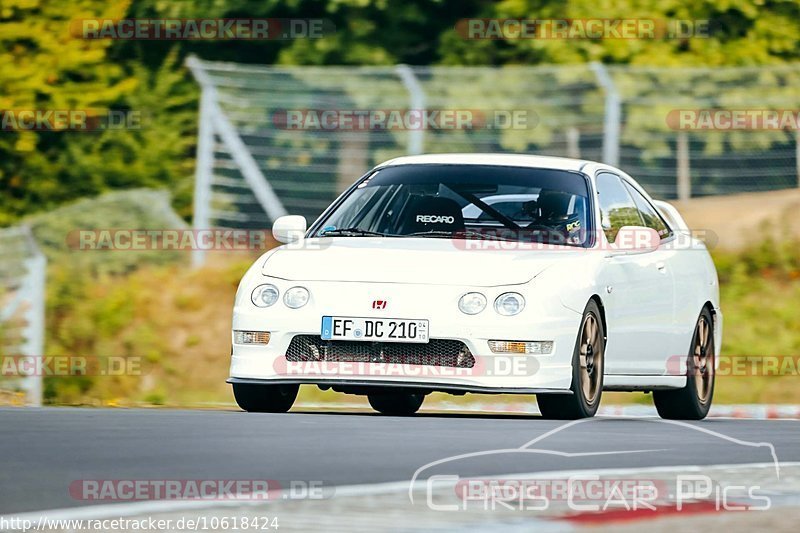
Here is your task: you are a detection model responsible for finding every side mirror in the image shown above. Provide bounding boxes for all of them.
[613,226,659,253]
[272,215,307,244]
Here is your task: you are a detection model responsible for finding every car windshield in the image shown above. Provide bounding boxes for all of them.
[314,164,592,247]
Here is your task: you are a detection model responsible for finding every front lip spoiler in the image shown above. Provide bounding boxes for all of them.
[226,377,572,395]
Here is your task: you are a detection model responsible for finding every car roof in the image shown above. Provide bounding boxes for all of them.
[379,153,592,172]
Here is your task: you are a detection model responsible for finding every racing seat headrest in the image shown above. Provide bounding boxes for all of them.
[537,189,572,221]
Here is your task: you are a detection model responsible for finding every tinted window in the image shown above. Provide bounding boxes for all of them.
[623,182,671,238]
[595,172,642,243]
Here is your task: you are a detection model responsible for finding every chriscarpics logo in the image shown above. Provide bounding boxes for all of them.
[416,215,455,224]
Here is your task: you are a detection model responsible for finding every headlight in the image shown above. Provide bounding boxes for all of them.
[284,286,310,309]
[251,284,279,307]
[495,292,525,316]
[458,292,486,315]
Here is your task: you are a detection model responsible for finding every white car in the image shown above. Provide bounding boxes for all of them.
[229,154,721,419]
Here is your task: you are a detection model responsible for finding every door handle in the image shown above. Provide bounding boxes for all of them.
[656,262,667,273]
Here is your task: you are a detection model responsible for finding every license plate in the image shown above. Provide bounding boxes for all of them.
[321,316,429,343]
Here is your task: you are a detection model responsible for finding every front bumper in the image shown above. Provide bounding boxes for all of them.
[230,279,582,393]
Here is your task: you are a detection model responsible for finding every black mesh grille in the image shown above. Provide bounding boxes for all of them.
[286,335,475,368]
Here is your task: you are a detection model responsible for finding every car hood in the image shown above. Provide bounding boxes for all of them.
[262,237,583,286]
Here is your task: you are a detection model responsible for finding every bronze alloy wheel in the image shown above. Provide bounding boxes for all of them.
[538,299,605,419]
[693,315,714,404]
[579,312,604,405]
[654,308,716,420]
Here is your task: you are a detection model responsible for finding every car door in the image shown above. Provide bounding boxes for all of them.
[622,179,687,369]
[595,172,675,375]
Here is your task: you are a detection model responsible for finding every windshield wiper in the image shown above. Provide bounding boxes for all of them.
[319,228,390,237]
[404,230,514,241]
[402,230,454,239]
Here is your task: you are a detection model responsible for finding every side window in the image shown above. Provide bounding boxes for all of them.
[623,182,671,239]
[595,173,642,243]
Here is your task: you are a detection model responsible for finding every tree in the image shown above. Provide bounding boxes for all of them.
[437,0,800,66]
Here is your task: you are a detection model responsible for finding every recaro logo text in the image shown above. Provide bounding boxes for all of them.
[416,215,455,224]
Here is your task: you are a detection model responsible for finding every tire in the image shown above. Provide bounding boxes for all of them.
[537,300,605,419]
[653,308,715,420]
[368,390,425,415]
[232,383,299,413]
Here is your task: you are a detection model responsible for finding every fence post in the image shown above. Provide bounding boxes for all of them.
[590,62,620,167]
[677,132,691,201]
[395,64,426,155]
[191,84,215,268]
[796,129,800,188]
[21,227,45,407]
[566,127,581,158]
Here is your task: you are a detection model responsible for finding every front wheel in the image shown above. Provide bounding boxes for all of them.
[537,300,605,419]
[233,383,299,413]
[653,309,715,420]
[368,390,425,415]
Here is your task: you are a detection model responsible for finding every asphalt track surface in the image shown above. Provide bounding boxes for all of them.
[1,407,799,515]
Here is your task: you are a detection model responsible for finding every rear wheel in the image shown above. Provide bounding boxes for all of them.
[233,383,298,413]
[653,309,715,420]
[537,300,605,419]
[368,390,425,415]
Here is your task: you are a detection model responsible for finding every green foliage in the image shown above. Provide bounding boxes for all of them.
[44,266,167,405]
[713,228,800,284]
[27,188,188,276]
[704,232,800,403]
[0,0,196,225]
[1,0,133,223]
[437,0,800,66]
[40,257,255,406]
[50,50,199,221]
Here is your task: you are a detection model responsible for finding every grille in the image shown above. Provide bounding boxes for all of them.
[286,335,475,368]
